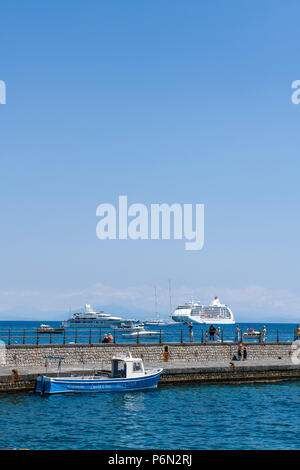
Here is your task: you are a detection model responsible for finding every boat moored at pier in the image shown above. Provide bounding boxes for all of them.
[35,353,163,394]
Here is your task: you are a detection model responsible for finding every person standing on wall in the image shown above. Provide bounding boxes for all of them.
[235,324,240,342]
[209,324,216,341]
[188,322,194,342]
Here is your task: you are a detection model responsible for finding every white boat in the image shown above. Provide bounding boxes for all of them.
[243,328,265,339]
[122,329,160,339]
[35,353,163,394]
[37,324,64,334]
[62,304,125,329]
[115,321,145,332]
[171,297,235,325]
[143,318,174,326]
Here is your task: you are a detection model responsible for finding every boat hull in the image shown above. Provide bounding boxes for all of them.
[122,333,160,339]
[36,369,163,394]
[37,329,64,334]
[171,314,235,325]
[63,321,121,328]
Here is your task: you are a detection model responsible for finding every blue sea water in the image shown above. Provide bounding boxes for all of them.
[0,381,299,450]
[0,321,299,450]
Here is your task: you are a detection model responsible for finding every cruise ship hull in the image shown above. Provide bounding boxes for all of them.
[171,314,235,325]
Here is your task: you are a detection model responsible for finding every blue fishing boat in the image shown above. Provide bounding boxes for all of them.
[35,353,163,394]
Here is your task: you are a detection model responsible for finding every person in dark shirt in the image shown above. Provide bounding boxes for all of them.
[120,363,126,378]
[209,324,216,341]
[188,322,194,342]
[102,334,109,343]
[238,342,243,360]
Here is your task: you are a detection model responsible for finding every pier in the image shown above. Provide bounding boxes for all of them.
[1,359,300,393]
[0,341,299,392]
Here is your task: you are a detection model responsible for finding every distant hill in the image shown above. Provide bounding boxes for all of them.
[0,304,171,322]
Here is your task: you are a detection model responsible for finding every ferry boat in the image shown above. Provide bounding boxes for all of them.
[61,304,128,329]
[35,353,163,394]
[171,297,235,325]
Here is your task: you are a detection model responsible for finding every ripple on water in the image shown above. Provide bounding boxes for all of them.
[0,382,299,450]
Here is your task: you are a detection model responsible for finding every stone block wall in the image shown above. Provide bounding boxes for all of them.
[4,341,293,367]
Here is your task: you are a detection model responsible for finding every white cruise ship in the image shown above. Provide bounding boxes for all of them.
[171,297,235,325]
[62,304,126,328]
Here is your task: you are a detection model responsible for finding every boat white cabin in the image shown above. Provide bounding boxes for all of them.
[115,321,145,332]
[171,297,235,325]
[62,304,125,328]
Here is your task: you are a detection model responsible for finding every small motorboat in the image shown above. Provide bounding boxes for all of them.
[122,329,160,339]
[243,328,261,339]
[143,319,174,326]
[37,324,64,334]
[115,322,145,332]
[35,353,163,394]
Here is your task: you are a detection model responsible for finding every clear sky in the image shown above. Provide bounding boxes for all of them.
[0,0,300,321]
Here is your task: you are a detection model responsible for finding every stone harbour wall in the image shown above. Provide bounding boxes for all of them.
[4,341,293,367]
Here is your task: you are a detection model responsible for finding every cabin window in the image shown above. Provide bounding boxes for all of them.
[112,360,125,377]
[133,362,142,372]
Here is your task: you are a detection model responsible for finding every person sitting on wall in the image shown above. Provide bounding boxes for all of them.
[238,342,243,360]
[102,334,109,343]
[107,333,113,343]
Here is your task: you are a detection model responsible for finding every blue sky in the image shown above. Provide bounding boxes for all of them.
[0,1,300,321]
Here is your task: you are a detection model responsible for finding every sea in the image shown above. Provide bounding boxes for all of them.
[0,321,299,450]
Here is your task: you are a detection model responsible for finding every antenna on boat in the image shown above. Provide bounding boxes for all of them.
[168,279,172,317]
[154,286,159,320]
